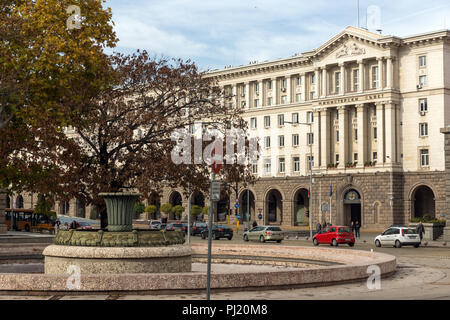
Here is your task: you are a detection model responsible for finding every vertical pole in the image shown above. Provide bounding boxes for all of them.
[206,172,215,301]
[187,182,191,245]
[330,184,332,225]
[309,124,313,239]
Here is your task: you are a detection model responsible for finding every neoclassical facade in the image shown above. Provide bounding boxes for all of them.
[162,26,450,229]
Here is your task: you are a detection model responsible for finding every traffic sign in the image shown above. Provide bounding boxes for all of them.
[258,213,263,220]
[211,180,221,201]
[236,214,241,220]
[234,203,239,209]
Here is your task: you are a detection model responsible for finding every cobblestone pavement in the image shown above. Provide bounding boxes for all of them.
[0,235,449,300]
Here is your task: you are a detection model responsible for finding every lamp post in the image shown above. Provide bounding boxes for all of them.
[285,121,313,238]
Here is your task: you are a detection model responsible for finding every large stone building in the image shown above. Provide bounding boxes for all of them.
[5,27,450,231]
[163,26,450,230]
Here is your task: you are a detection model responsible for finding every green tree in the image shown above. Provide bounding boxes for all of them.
[172,205,185,220]
[134,202,145,219]
[34,194,53,218]
[160,203,173,218]
[145,205,157,220]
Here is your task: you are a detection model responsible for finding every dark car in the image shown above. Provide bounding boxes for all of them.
[191,222,208,236]
[166,223,184,233]
[201,224,233,240]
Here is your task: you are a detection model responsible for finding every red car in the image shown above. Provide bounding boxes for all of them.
[313,226,355,247]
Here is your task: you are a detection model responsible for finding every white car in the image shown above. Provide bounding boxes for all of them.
[149,220,161,230]
[375,227,421,248]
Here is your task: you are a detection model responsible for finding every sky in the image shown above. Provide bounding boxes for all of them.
[104,0,450,71]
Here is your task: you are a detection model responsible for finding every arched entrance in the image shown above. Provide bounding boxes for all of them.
[6,196,10,209]
[169,191,183,220]
[239,190,255,223]
[343,189,361,227]
[59,201,70,216]
[293,189,309,226]
[266,189,282,224]
[412,185,435,219]
[16,195,24,209]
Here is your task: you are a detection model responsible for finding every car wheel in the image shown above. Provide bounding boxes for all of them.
[395,240,402,248]
[277,240,282,244]
[332,239,338,247]
[375,240,381,247]
[213,233,218,240]
[243,234,249,242]
[227,236,233,241]
[313,238,319,246]
[259,235,265,243]
[348,243,354,247]
[414,244,420,248]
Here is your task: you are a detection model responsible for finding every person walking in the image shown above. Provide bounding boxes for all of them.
[351,221,356,235]
[416,220,425,241]
[355,220,361,239]
[252,220,257,228]
[316,222,322,233]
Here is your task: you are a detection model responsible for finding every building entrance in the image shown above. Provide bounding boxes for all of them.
[343,190,362,227]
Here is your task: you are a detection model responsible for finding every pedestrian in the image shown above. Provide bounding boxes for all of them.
[355,220,361,239]
[416,220,425,241]
[252,220,257,228]
[316,222,322,233]
[54,219,61,234]
[351,221,356,234]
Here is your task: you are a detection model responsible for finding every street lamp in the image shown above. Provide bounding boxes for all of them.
[284,121,313,238]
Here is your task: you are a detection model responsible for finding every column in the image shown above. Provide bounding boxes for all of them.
[272,78,278,105]
[339,63,345,95]
[245,82,250,109]
[356,104,368,168]
[385,102,397,165]
[376,102,385,166]
[320,108,331,169]
[232,84,238,108]
[314,69,320,99]
[386,57,393,89]
[377,57,384,89]
[313,110,321,170]
[321,67,327,98]
[258,80,263,107]
[286,75,292,104]
[338,106,349,169]
[358,60,364,93]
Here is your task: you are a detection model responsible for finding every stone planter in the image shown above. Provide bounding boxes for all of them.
[409,222,446,241]
[99,192,142,232]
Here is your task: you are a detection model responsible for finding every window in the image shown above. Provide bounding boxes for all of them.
[336,130,339,142]
[296,76,302,86]
[354,129,358,141]
[293,157,300,172]
[267,97,273,106]
[310,92,315,100]
[254,99,259,108]
[419,123,428,137]
[264,116,270,128]
[292,113,299,124]
[278,114,285,126]
[372,66,379,89]
[373,127,377,140]
[255,82,259,94]
[307,156,314,170]
[296,93,302,102]
[373,152,378,162]
[307,133,314,145]
[241,101,246,108]
[268,80,273,90]
[419,99,428,113]
[353,69,359,91]
[242,84,246,95]
[354,153,358,163]
[420,149,429,166]
[281,78,287,89]
[264,136,271,148]
[307,111,314,123]
[264,159,271,174]
[228,102,233,109]
[279,135,285,147]
[292,134,299,147]
[419,75,427,87]
[279,158,285,173]
[335,72,341,93]
[281,95,287,104]
[419,55,427,67]
[335,154,340,165]
[311,74,316,84]
[250,117,257,129]
[252,160,258,174]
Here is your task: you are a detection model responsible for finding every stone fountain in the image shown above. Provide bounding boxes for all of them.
[43,192,192,274]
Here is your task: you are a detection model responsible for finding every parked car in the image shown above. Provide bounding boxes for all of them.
[149,220,161,230]
[191,222,208,236]
[243,226,284,243]
[159,223,167,230]
[375,227,421,248]
[166,223,185,233]
[201,224,233,240]
[76,221,93,230]
[313,226,355,247]
[181,223,192,235]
